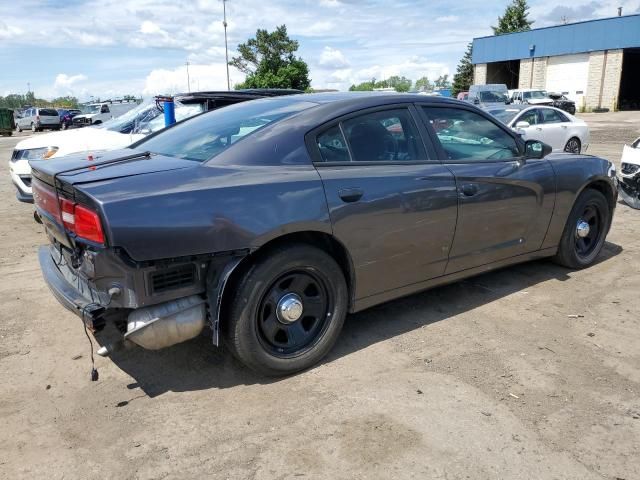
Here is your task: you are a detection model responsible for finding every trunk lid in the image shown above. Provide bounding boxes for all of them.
[31,148,197,248]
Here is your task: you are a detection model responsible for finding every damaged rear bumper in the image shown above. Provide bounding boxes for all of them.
[38,245,107,330]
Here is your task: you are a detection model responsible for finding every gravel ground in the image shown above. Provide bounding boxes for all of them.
[1,115,639,480]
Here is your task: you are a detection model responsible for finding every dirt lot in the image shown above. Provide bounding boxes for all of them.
[1,114,639,480]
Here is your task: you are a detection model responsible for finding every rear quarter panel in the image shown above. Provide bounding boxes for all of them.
[77,163,332,262]
[541,154,614,249]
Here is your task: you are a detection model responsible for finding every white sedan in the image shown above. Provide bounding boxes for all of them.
[487,105,589,154]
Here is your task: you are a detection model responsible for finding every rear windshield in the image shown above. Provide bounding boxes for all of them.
[136,97,316,162]
[488,109,521,124]
[39,109,59,117]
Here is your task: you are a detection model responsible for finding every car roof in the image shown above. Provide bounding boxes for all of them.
[246,91,466,107]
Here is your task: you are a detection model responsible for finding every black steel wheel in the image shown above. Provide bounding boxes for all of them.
[225,244,348,376]
[257,270,333,358]
[564,137,581,154]
[553,189,610,268]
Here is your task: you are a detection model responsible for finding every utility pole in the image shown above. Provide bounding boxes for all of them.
[185,61,191,92]
[223,0,230,91]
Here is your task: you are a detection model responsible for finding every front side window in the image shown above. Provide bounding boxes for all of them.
[342,108,425,162]
[517,109,538,126]
[539,108,567,124]
[423,107,520,161]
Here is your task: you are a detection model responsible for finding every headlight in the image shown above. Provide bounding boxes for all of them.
[13,147,59,161]
[608,162,617,178]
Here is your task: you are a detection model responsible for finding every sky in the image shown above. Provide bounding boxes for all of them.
[1,0,639,101]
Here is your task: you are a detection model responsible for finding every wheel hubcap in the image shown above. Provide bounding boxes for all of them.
[576,220,590,238]
[276,293,304,324]
[574,205,601,258]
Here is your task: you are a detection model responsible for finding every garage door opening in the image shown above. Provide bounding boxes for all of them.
[619,48,640,111]
[486,60,520,88]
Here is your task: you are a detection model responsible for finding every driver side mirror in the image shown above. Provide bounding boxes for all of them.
[525,140,552,159]
[515,121,530,129]
[473,98,480,105]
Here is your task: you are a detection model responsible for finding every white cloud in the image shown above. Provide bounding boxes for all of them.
[0,21,22,39]
[143,63,243,95]
[435,15,460,22]
[140,20,166,36]
[62,28,115,47]
[54,73,88,89]
[318,47,350,69]
[319,0,341,7]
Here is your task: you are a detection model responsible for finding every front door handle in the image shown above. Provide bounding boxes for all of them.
[460,184,478,197]
[339,187,364,203]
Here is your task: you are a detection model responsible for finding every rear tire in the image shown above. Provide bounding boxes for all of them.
[564,137,581,154]
[553,189,610,269]
[224,244,348,376]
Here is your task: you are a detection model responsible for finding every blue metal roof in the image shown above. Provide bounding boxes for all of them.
[472,14,640,64]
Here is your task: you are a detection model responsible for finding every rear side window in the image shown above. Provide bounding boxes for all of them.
[317,125,350,162]
[39,109,59,117]
[315,108,426,163]
[540,109,567,124]
[101,105,110,114]
[423,107,520,161]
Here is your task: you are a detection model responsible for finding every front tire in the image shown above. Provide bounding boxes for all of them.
[564,137,581,154]
[31,123,36,133]
[225,244,348,376]
[553,189,610,269]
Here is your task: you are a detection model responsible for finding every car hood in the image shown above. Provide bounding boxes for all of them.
[30,148,197,187]
[527,98,554,105]
[15,128,145,158]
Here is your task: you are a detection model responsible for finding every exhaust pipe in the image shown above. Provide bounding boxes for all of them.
[124,295,206,350]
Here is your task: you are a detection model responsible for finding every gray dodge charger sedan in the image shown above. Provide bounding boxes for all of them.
[31,93,617,376]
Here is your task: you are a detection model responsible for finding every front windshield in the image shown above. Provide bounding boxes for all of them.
[99,101,204,134]
[82,104,101,114]
[136,97,317,162]
[524,90,549,99]
[489,109,521,125]
[479,91,508,103]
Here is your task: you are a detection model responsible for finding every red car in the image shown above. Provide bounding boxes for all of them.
[457,91,469,101]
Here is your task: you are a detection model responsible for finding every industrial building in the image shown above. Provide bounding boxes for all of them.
[472,14,640,111]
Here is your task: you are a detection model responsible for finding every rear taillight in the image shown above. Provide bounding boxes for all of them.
[58,198,105,244]
[74,205,105,244]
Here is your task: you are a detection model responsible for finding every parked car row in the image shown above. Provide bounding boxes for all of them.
[9,89,303,203]
[459,84,577,115]
[26,92,617,376]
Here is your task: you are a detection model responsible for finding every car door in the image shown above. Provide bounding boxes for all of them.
[420,105,556,274]
[537,108,568,151]
[309,105,458,300]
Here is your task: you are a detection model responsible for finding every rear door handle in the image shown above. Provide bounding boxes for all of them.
[339,187,364,203]
[460,184,478,197]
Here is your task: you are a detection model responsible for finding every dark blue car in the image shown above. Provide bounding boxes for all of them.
[31,93,617,376]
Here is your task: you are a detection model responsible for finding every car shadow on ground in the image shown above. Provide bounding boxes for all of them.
[108,242,622,397]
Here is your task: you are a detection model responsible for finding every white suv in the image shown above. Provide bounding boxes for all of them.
[15,107,61,132]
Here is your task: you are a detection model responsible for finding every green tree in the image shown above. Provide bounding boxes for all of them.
[349,79,376,91]
[452,43,474,96]
[434,74,452,89]
[414,76,433,92]
[51,96,79,108]
[230,25,311,90]
[385,76,412,92]
[492,0,533,35]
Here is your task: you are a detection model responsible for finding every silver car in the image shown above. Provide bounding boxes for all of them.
[16,108,61,132]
